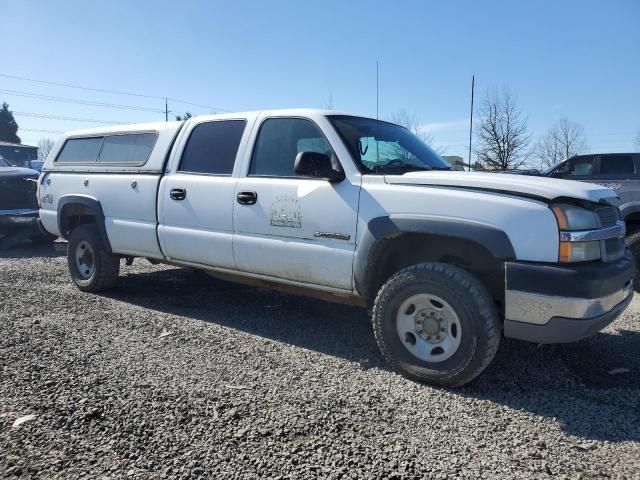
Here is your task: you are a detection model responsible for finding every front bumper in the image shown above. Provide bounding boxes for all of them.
[0,208,39,230]
[503,251,635,343]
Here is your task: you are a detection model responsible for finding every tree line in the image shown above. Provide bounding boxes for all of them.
[392,87,638,171]
[474,86,589,171]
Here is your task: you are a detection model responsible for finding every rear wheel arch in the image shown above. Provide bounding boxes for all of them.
[57,195,112,253]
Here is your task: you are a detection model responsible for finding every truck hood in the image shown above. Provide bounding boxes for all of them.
[384,171,615,202]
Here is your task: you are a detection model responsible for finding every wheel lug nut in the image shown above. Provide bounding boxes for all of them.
[440,328,446,332]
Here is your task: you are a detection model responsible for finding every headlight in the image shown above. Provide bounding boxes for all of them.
[551,204,601,263]
[551,204,599,230]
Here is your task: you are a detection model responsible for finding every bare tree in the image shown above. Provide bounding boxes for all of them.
[388,110,449,156]
[37,137,56,162]
[475,87,530,171]
[175,112,192,121]
[536,118,587,168]
[389,110,435,146]
[635,129,640,149]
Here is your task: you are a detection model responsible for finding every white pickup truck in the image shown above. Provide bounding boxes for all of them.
[38,109,634,387]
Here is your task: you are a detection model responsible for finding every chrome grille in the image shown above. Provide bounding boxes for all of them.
[0,176,38,210]
[595,205,619,227]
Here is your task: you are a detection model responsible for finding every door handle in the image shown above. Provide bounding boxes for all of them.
[170,188,186,200]
[237,190,257,205]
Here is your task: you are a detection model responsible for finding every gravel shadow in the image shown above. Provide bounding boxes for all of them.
[104,267,640,442]
[104,267,386,370]
[0,241,65,259]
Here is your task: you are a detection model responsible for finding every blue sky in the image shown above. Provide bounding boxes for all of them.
[1,0,639,159]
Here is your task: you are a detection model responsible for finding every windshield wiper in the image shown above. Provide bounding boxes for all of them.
[371,162,433,174]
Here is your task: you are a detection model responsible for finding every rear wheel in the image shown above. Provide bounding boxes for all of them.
[372,263,500,387]
[67,225,120,291]
[625,231,640,292]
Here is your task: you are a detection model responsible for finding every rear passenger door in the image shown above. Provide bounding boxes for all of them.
[158,118,249,269]
[593,154,638,201]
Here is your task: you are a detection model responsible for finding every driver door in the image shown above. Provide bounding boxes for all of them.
[232,116,360,290]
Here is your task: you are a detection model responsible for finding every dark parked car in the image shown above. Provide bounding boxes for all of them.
[539,153,640,288]
[0,155,42,244]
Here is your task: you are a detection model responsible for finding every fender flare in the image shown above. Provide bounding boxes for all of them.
[620,202,640,221]
[57,195,112,253]
[354,215,516,299]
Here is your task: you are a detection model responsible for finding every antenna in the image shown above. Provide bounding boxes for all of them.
[468,75,475,171]
[376,61,379,162]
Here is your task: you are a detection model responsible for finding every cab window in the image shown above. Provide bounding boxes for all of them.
[600,155,635,175]
[567,156,595,176]
[178,120,246,175]
[249,118,333,177]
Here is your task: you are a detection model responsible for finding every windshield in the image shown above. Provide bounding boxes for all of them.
[542,162,564,175]
[328,115,452,174]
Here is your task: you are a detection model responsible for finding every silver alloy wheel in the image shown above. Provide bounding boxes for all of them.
[396,293,462,362]
[75,240,96,279]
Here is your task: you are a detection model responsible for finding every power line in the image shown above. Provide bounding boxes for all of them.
[20,128,65,134]
[0,88,166,113]
[0,72,230,112]
[14,111,126,125]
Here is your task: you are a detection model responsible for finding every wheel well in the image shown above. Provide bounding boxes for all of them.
[60,203,97,238]
[624,212,640,235]
[366,233,505,306]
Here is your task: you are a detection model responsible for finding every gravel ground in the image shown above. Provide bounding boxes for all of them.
[1,243,639,479]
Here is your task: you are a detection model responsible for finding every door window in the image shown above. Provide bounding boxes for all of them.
[249,118,333,177]
[178,120,246,175]
[567,156,595,176]
[599,155,635,175]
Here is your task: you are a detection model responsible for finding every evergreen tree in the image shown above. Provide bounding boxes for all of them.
[0,102,21,144]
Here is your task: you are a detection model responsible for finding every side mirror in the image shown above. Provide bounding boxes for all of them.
[550,163,570,177]
[294,151,344,182]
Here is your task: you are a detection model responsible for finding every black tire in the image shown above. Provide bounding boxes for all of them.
[625,231,640,292]
[372,263,500,388]
[67,225,120,292]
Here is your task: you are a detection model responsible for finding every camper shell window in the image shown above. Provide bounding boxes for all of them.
[55,132,158,165]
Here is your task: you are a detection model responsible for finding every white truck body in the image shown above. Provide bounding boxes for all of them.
[38,109,634,386]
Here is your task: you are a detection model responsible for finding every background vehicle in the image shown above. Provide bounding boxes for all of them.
[25,160,45,172]
[37,110,634,387]
[0,156,41,247]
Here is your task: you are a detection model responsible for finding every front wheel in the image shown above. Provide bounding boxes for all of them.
[372,263,500,387]
[67,225,120,292]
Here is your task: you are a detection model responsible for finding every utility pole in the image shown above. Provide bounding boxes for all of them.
[468,75,475,171]
[164,98,168,122]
